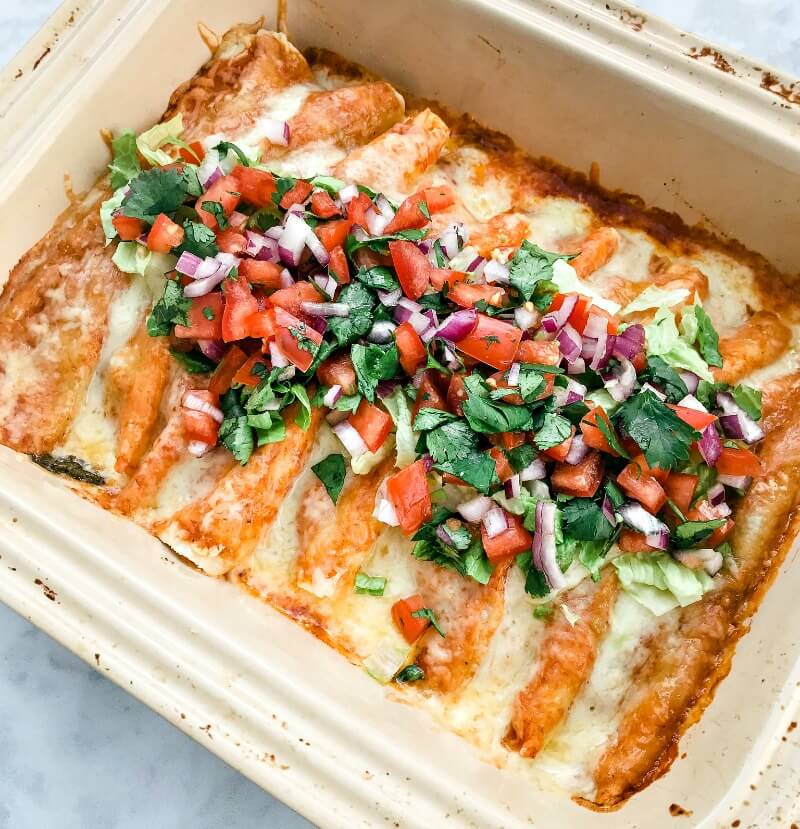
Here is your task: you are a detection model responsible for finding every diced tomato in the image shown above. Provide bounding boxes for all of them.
[628,453,669,485]
[182,409,218,445]
[244,308,277,340]
[618,528,656,553]
[542,427,576,462]
[208,346,248,396]
[387,459,432,535]
[580,406,619,456]
[173,293,224,340]
[687,500,735,547]
[495,431,526,450]
[516,339,561,365]
[448,282,506,308]
[632,352,647,373]
[178,140,205,164]
[441,472,468,486]
[549,293,594,332]
[663,472,699,514]
[195,175,241,229]
[147,213,184,253]
[551,451,604,497]
[391,595,429,644]
[429,268,467,291]
[349,399,393,453]
[422,185,455,212]
[221,273,259,342]
[447,373,468,415]
[328,245,349,284]
[385,186,455,234]
[668,404,717,431]
[617,460,667,514]
[279,179,312,210]
[395,321,426,376]
[455,314,522,370]
[274,307,323,372]
[233,353,270,387]
[237,259,283,289]
[316,352,357,395]
[347,192,373,229]
[481,512,533,563]
[389,240,431,300]
[230,165,276,208]
[310,190,340,218]
[112,215,144,241]
[215,227,247,254]
[316,219,352,252]
[489,447,514,482]
[716,446,763,478]
[267,281,321,318]
[412,371,448,421]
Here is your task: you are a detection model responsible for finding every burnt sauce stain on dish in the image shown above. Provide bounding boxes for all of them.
[33,578,57,602]
[687,46,736,75]
[668,803,692,817]
[29,453,105,486]
[604,4,646,32]
[760,71,800,105]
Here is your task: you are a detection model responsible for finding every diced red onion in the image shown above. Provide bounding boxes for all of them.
[438,225,464,260]
[483,260,510,285]
[557,323,582,363]
[679,370,700,394]
[436,308,477,342]
[378,288,401,307]
[301,300,350,318]
[421,454,434,472]
[411,370,425,389]
[303,224,330,267]
[375,194,395,220]
[195,256,223,279]
[457,495,493,522]
[313,273,338,298]
[618,502,668,536]
[565,433,590,465]
[175,251,203,277]
[365,207,390,236]
[334,420,369,457]
[567,357,586,375]
[604,358,637,402]
[514,305,540,330]
[716,392,764,444]
[504,474,522,499]
[718,473,752,490]
[397,297,422,314]
[533,501,565,591]
[269,342,290,368]
[338,183,358,205]
[374,497,399,527]
[601,494,615,525]
[676,548,723,576]
[467,255,486,275]
[183,269,226,297]
[541,294,578,334]
[376,380,398,400]
[265,225,284,241]
[278,268,294,288]
[442,344,462,371]
[197,148,221,187]
[678,393,707,412]
[566,379,587,402]
[483,507,508,539]
[611,324,645,361]
[182,391,224,423]
[584,314,607,339]
[277,213,308,267]
[245,230,279,262]
[197,339,224,362]
[228,211,248,229]
[436,524,456,547]
[520,459,547,481]
[697,424,722,466]
[262,118,290,147]
[644,528,670,550]
[188,440,213,458]
[507,362,521,387]
[367,320,397,344]
[322,385,342,408]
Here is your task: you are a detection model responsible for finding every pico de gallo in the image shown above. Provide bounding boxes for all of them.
[103,117,766,627]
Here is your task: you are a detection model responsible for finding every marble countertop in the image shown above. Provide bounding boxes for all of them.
[0,3,798,828]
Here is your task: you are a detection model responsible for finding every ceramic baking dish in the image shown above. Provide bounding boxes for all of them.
[1,1,800,826]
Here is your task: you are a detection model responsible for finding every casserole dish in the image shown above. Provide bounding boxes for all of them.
[1,3,791,825]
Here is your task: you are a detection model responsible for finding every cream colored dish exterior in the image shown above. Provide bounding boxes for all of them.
[1,1,799,826]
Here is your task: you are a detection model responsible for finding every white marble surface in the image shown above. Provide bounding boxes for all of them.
[0,2,799,829]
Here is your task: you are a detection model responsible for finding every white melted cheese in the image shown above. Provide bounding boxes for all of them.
[592,227,656,283]
[524,197,593,250]
[445,147,513,222]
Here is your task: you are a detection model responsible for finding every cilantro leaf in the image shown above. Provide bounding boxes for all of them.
[534,413,572,450]
[177,220,219,259]
[692,305,723,368]
[354,266,399,293]
[351,343,399,402]
[731,384,762,420]
[695,378,729,410]
[30,453,105,486]
[109,130,141,189]
[169,347,215,374]
[272,175,297,206]
[411,607,445,637]
[219,389,255,464]
[671,518,726,549]
[344,228,426,257]
[561,498,614,541]
[425,418,499,494]
[595,413,630,458]
[462,374,534,434]
[395,664,425,682]
[201,200,229,230]
[413,408,458,431]
[213,140,253,167]
[517,551,549,598]
[505,443,536,472]
[640,355,689,404]
[147,280,191,337]
[326,282,375,346]
[616,390,699,470]
[508,240,573,304]
[121,167,190,222]
[354,572,386,596]
[311,453,347,504]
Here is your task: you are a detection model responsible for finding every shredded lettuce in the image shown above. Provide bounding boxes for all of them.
[350,438,394,475]
[382,387,416,468]
[622,285,690,316]
[644,307,713,381]
[551,259,621,315]
[363,638,413,684]
[100,187,127,244]
[136,114,185,167]
[112,241,151,276]
[612,552,714,616]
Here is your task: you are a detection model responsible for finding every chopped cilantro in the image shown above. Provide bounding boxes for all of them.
[201,200,229,230]
[272,175,297,206]
[505,443,536,472]
[311,453,347,504]
[121,167,191,222]
[508,240,573,305]
[147,280,191,337]
[169,347,215,374]
[424,418,499,494]
[218,388,255,464]
[177,220,219,259]
[671,518,726,549]
[344,228,426,258]
[395,664,425,683]
[533,604,553,620]
[411,607,445,637]
[640,355,689,403]
[354,265,399,293]
[517,551,549,598]
[461,374,534,434]
[534,413,572,450]
[692,305,723,368]
[351,343,398,402]
[561,498,614,541]
[326,282,375,346]
[213,140,253,167]
[202,306,215,321]
[413,407,458,431]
